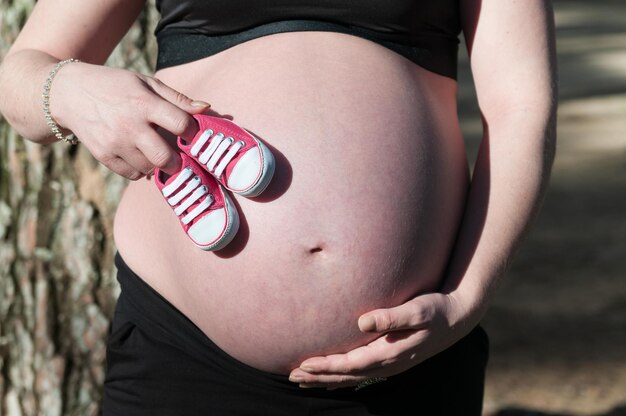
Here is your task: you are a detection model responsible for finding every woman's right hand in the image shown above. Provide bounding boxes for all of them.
[49,62,209,179]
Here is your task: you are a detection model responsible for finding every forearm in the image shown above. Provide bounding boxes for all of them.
[0,0,147,144]
[0,49,69,144]
[442,108,557,324]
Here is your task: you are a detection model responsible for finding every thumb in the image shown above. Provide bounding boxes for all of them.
[358,297,434,333]
[357,310,396,333]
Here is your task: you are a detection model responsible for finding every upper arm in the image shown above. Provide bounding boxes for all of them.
[7,0,146,64]
[460,0,558,121]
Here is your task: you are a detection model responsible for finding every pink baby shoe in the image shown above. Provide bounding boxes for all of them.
[178,114,275,197]
[154,152,239,251]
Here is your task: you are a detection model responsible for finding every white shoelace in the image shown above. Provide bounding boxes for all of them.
[190,128,245,178]
[161,167,214,225]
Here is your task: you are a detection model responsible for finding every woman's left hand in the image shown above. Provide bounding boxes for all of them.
[288,291,477,389]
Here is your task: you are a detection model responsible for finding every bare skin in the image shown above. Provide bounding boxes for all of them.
[113,32,469,372]
[0,0,556,390]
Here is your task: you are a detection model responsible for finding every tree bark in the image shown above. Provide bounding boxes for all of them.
[0,1,158,414]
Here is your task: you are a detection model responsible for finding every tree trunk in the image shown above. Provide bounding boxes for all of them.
[0,2,158,415]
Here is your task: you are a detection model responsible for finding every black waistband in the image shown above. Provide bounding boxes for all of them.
[155,20,457,79]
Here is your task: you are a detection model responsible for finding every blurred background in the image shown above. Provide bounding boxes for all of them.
[0,0,624,415]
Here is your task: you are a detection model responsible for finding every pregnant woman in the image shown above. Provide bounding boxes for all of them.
[0,0,557,414]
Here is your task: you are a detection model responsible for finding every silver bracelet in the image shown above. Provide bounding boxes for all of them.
[354,377,387,391]
[42,58,80,145]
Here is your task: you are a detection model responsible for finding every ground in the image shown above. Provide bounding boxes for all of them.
[455,1,626,415]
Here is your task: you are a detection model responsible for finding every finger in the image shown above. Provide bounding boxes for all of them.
[295,329,427,376]
[145,98,200,142]
[358,295,436,333]
[135,130,182,176]
[297,337,396,375]
[292,366,391,389]
[290,366,372,383]
[122,147,157,176]
[144,76,211,113]
[143,77,208,140]
[100,154,146,181]
[289,370,370,386]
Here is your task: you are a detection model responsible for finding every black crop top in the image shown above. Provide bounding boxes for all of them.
[154,1,462,79]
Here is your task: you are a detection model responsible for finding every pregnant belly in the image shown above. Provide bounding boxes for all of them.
[113,32,469,374]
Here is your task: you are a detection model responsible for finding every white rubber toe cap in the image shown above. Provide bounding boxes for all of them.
[188,209,227,247]
[227,148,262,191]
